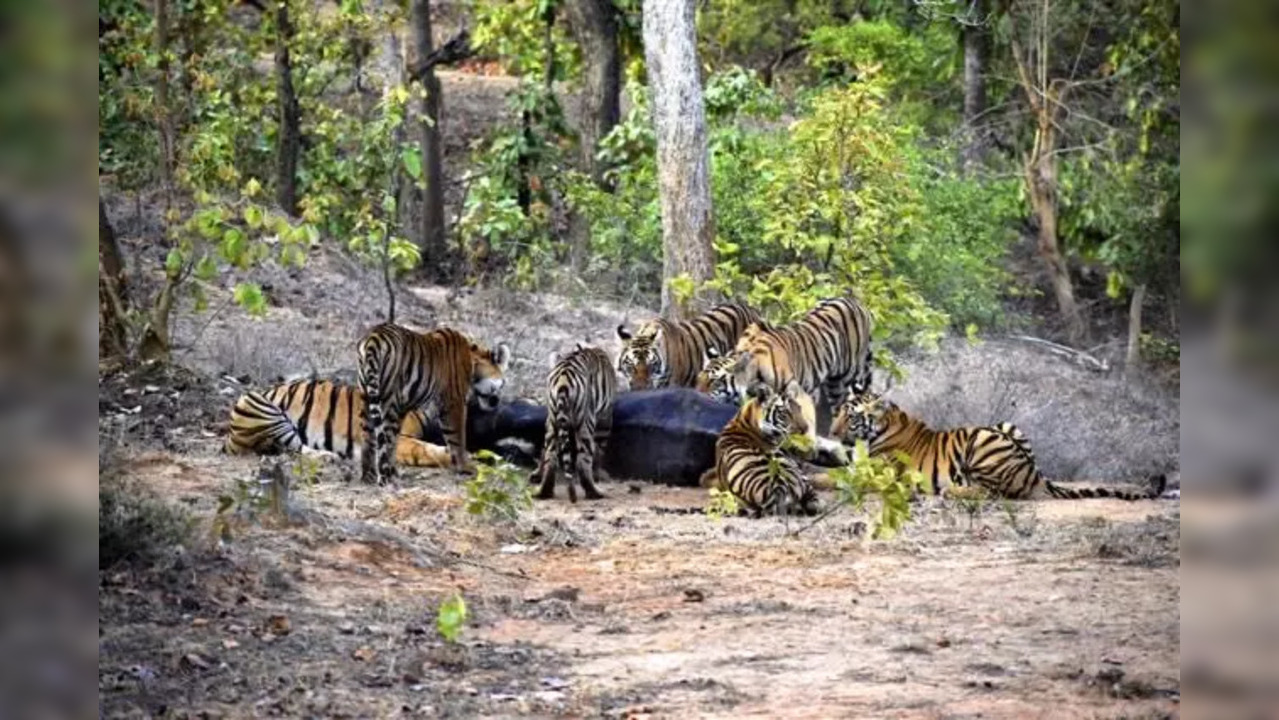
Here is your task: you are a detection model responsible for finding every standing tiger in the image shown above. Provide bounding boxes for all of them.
[358,324,510,484]
[225,378,452,467]
[702,297,874,434]
[700,382,821,518]
[531,345,618,502]
[830,390,1168,501]
[616,301,761,390]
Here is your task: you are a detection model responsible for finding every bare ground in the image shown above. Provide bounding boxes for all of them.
[99,437,1180,718]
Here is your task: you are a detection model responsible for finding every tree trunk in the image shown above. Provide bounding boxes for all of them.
[275,0,301,216]
[99,199,130,361]
[566,0,619,188]
[1024,116,1085,343]
[153,0,175,208]
[642,0,718,320]
[1125,283,1146,376]
[960,0,988,171]
[411,0,447,278]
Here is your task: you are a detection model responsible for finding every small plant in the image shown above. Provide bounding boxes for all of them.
[464,450,533,521]
[705,487,742,520]
[817,441,922,539]
[436,593,468,643]
[999,497,1038,538]
[951,487,990,531]
[210,461,294,546]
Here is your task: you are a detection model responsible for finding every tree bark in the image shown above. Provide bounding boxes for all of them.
[566,0,620,188]
[275,0,301,216]
[153,0,175,208]
[411,0,447,278]
[99,199,130,361]
[1125,283,1146,376]
[960,0,988,171]
[642,0,718,320]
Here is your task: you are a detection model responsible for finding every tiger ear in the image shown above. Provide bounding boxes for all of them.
[492,343,512,370]
[616,324,632,341]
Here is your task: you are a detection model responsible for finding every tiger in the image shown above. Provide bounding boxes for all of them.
[708,296,874,434]
[225,377,452,467]
[358,323,511,485]
[530,345,618,502]
[616,301,762,391]
[830,389,1168,501]
[699,382,821,518]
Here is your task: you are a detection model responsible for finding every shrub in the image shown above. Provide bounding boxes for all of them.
[99,465,193,569]
[464,451,534,522]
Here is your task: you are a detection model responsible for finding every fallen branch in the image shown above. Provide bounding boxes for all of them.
[407,29,473,83]
[1008,335,1110,373]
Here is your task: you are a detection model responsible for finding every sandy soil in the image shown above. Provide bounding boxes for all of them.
[99,419,1179,718]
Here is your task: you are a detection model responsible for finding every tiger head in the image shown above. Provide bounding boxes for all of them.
[743,381,809,446]
[696,346,742,403]
[616,321,667,390]
[469,341,512,410]
[830,389,893,445]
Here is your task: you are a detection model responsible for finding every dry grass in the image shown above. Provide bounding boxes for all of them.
[886,338,1179,482]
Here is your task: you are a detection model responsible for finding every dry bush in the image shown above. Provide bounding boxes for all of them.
[889,339,1179,482]
[99,441,193,569]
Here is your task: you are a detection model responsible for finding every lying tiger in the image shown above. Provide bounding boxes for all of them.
[699,382,821,517]
[225,377,454,468]
[830,389,1167,501]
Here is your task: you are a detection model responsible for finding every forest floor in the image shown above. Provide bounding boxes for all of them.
[98,257,1181,718]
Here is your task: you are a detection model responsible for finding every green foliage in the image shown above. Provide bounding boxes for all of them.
[436,594,468,643]
[473,0,579,79]
[825,441,922,539]
[464,451,534,522]
[704,487,742,520]
[806,20,956,101]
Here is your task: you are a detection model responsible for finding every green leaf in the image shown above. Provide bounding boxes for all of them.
[165,248,184,276]
[233,282,267,317]
[402,147,423,181]
[243,204,264,229]
[195,254,218,281]
[436,594,467,643]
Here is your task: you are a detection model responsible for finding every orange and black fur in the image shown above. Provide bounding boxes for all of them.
[532,345,617,502]
[616,302,761,390]
[711,297,874,432]
[225,378,452,467]
[358,324,510,484]
[700,382,820,517]
[830,390,1167,501]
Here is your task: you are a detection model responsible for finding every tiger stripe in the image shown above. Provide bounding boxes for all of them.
[700,383,820,517]
[617,302,762,390]
[532,345,618,503]
[831,390,1167,501]
[358,324,510,484]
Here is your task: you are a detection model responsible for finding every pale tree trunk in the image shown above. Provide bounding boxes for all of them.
[411,0,447,279]
[153,0,175,209]
[275,0,301,216]
[642,0,718,320]
[565,0,619,270]
[960,0,988,171]
[1009,9,1085,343]
[1125,283,1146,376]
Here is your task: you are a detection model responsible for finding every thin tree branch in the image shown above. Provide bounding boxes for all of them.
[407,28,473,83]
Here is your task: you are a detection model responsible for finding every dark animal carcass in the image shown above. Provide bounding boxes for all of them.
[419,389,735,487]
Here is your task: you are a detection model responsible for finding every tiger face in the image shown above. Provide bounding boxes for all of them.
[746,382,809,446]
[616,322,667,390]
[696,347,741,403]
[469,342,512,410]
[831,390,890,444]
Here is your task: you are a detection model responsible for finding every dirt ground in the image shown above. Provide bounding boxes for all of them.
[100,366,1180,718]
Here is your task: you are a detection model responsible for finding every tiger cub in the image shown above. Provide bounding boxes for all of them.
[831,390,1167,501]
[616,301,761,390]
[531,345,618,502]
[358,324,510,485]
[225,378,452,467]
[700,382,821,517]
